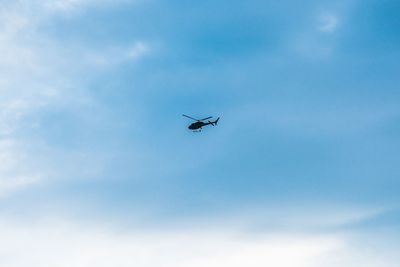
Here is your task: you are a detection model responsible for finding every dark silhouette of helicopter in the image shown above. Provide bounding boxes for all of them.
[182,114,220,131]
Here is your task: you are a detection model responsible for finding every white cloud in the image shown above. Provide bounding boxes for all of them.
[318,14,339,33]
[0,219,343,267]
[0,216,398,267]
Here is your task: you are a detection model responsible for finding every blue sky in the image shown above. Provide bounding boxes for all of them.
[0,0,399,266]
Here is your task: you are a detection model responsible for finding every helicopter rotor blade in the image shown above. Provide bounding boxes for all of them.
[200,116,212,121]
[182,114,199,121]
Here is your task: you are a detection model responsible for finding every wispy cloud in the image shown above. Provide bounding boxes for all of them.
[83,41,149,67]
[318,14,339,33]
[42,0,133,13]
[0,0,146,196]
[0,139,42,197]
[288,7,345,60]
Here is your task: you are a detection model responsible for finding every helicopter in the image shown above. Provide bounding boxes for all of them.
[182,114,220,131]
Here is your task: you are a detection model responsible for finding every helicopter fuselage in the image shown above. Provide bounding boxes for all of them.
[188,121,207,130]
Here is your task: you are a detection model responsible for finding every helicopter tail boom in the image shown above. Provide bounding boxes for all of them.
[210,117,220,126]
